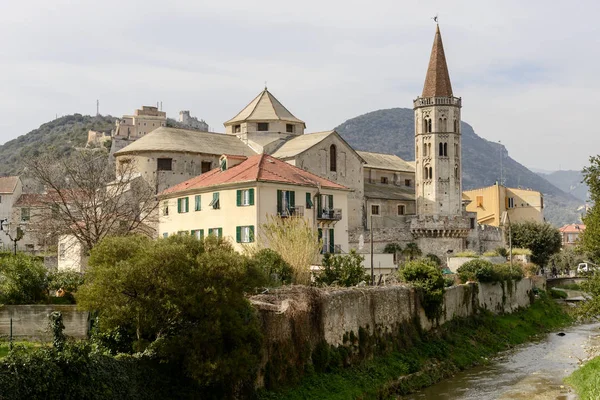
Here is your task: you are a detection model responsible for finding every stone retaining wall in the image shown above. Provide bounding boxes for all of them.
[0,305,90,340]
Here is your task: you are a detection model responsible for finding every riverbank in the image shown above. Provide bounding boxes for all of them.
[566,352,600,399]
[258,292,572,400]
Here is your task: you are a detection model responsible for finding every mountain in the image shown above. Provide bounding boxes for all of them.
[335,108,584,227]
[537,170,588,203]
[0,114,116,176]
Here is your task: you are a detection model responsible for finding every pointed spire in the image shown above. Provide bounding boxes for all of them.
[422,24,453,98]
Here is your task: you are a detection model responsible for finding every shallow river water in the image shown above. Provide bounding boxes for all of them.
[404,323,600,400]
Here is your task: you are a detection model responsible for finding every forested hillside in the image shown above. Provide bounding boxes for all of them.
[538,170,588,203]
[0,114,116,176]
[336,108,584,226]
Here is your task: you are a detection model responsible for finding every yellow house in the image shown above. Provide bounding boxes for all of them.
[157,154,350,254]
[463,183,544,227]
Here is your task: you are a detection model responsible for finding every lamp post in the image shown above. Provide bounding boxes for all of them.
[0,219,23,255]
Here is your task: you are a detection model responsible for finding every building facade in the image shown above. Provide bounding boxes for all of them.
[558,223,585,248]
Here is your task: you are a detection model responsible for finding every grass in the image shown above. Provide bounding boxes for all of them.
[258,292,572,400]
[557,283,582,291]
[566,356,600,399]
[0,341,43,359]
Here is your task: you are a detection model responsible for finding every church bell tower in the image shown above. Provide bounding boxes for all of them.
[414,24,462,217]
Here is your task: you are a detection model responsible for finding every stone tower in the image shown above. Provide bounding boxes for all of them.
[414,25,462,217]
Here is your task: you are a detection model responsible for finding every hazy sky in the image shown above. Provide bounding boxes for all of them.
[0,0,598,171]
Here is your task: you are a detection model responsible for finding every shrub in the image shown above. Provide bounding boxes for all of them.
[252,249,293,286]
[457,259,493,283]
[424,253,442,267]
[494,263,525,282]
[399,260,445,319]
[520,262,539,277]
[549,288,568,299]
[512,248,532,256]
[482,250,498,257]
[47,270,84,293]
[315,250,368,287]
[496,247,509,258]
[454,250,479,258]
[0,253,48,304]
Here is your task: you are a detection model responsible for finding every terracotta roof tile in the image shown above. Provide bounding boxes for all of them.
[422,25,453,98]
[0,176,19,194]
[161,154,347,196]
[559,224,586,233]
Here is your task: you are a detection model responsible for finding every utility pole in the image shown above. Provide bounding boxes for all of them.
[96,99,100,117]
[370,214,374,286]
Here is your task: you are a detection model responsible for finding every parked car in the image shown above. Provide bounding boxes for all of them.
[577,262,598,275]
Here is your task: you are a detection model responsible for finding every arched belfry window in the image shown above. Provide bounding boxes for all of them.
[443,143,448,157]
[439,143,444,156]
[423,117,432,133]
[454,119,459,133]
[455,164,459,179]
[330,144,337,172]
[429,167,433,179]
[424,166,428,179]
[416,145,419,158]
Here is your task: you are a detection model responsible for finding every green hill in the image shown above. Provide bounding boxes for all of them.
[0,114,116,176]
[335,108,584,227]
[538,170,588,203]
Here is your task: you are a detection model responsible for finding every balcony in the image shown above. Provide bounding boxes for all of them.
[277,205,304,218]
[317,208,342,221]
[413,96,462,108]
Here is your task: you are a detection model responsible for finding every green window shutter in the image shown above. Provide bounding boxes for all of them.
[289,191,295,208]
[277,190,282,213]
[306,192,312,209]
[236,190,242,206]
[249,189,255,205]
[236,226,241,243]
[218,228,223,238]
[190,229,195,236]
[199,229,204,240]
[329,229,335,254]
[249,226,255,242]
[317,195,322,213]
[185,197,189,212]
[177,198,182,213]
[208,228,213,236]
[195,195,201,211]
[318,228,323,254]
[328,195,334,209]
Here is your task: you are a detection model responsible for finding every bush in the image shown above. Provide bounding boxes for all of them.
[0,253,48,304]
[512,248,532,256]
[47,270,84,293]
[252,249,293,286]
[496,247,509,258]
[399,260,445,319]
[520,262,539,277]
[549,288,568,299]
[458,260,524,284]
[457,259,492,283]
[315,250,368,287]
[424,253,442,267]
[454,250,479,258]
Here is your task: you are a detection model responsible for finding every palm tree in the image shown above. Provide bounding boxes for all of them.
[402,242,422,261]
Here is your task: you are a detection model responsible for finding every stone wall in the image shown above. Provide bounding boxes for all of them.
[252,278,534,387]
[0,305,90,340]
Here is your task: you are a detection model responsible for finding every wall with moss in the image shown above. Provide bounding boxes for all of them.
[251,278,534,389]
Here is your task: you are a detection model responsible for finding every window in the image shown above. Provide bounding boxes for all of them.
[506,197,515,209]
[454,165,459,179]
[429,167,432,179]
[405,179,411,187]
[424,167,429,179]
[318,228,335,254]
[195,195,201,211]
[371,204,380,216]
[157,158,173,171]
[201,161,212,173]
[236,189,255,206]
[162,232,168,238]
[162,201,169,216]
[454,119,459,133]
[21,208,30,222]
[423,118,432,133]
[277,190,296,215]
[439,143,444,156]
[306,192,313,209]
[0,195,2,203]
[208,192,220,209]
[236,226,255,243]
[177,197,189,213]
[476,196,483,208]
[381,177,389,184]
[470,218,476,229]
[233,124,241,133]
[191,229,204,240]
[443,143,448,156]
[220,158,227,171]
[317,194,334,217]
[397,205,406,215]
[286,124,294,133]
[208,228,223,238]
[257,122,269,131]
[330,144,337,172]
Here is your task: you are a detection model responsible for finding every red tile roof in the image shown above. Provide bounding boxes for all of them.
[0,176,19,194]
[161,154,347,196]
[559,224,586,233]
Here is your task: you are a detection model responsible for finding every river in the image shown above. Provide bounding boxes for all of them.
[404,323,600,400]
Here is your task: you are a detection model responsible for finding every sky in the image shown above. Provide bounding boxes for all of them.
[0,0,598,172]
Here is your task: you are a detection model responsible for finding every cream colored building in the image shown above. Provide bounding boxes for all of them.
[58,234,87,272]
[463,183,544,227]
[158,154,350,254]
[0,176,22,251]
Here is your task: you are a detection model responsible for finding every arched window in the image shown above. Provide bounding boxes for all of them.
[429,167,433,179]
[443,118,447,132]
[455,164,459,179]
[428,119,432,133]
[416,145,419,158]
[424,166,429,179]
[329,144,337,172]
[439,143,444,156]
[443,143,448,156]
[422,118,427,133]
[428,143,432,156]
[454,119,459,133]
[438,118,443,132]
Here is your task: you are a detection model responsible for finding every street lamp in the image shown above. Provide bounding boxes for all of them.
[0,219,23,255]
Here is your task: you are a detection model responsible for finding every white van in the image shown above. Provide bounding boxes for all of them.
[577,262,595,274]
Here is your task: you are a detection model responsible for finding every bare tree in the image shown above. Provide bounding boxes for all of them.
[24,150,159,253]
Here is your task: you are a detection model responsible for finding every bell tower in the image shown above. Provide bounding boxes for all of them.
[414,24,462,217]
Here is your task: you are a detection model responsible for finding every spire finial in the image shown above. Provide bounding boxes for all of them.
[264,81,268,90]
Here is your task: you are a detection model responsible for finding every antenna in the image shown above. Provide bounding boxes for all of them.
[160,101,163,111]
[96,99,100,117]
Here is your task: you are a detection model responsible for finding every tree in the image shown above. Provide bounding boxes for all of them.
[549,247,585,274]
[314,250,368,287]
[24,151,158,253]
[252,248,293,286]
[509,221,562,267]
[259,215,322,285]
[402,242,422,261]
[581,155,600,263]
[76,234,265,396]
[383,243,403,264]
[0,253,47,304]
[399,259,445,319]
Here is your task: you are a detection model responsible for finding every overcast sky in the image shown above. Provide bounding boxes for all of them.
[0,0,598,171]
